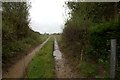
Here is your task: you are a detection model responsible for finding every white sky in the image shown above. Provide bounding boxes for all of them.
[29,0,66,34]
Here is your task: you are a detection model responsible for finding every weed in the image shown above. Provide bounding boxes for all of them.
[26,37,55,78]
[78,61,99,77]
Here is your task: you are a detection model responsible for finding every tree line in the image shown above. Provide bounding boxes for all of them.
[2,2,41,63]
[62,2,120,78]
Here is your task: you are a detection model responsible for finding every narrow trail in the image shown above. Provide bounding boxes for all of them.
[53,36,81,78]
[3,36,51,78]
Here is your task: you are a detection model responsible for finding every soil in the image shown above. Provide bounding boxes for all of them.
[2,36,50,78]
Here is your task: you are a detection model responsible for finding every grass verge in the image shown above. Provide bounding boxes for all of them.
[26,36,55,78]
[77,61,99,77]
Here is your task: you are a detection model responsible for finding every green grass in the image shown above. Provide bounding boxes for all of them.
[40,35,49,41]
[55,35,62,41]
[78,61,99,77]
[26,36,55,78]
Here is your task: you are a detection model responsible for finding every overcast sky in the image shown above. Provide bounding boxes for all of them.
[29,0,66,34]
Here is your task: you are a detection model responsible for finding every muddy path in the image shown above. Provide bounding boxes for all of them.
[3,36,51,78]
[53,36,82,78]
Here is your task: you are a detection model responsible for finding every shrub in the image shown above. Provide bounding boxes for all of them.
[88,21,119,61]
[87,21,120,78]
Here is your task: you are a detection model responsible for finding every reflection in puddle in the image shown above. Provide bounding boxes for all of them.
[53,37,63,60]
[53,50,62,60]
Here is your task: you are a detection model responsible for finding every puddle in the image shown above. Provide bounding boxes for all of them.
[53,50,62,60]
[53,38,62,60]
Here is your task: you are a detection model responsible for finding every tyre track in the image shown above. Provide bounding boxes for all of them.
[3,36,51,78]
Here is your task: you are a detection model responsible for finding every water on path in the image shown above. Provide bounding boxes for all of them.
[53,36,81,78]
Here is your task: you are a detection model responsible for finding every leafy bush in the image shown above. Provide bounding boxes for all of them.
[87,21,120,78]
[2,33,42,63]
[2,2,43,62]
[62,2,120,78]
[88,21,119,60]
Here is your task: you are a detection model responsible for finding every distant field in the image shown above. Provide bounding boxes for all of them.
[26,36,55,78]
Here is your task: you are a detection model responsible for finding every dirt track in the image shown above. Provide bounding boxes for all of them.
[3,36,83,78]
[3,36,50,78]
[53,36,83,78]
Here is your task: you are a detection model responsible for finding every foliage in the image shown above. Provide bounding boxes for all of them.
[88,21,120,79]
[2,2,43,63]
[62,2,120,78]
[78,61,99,77]
[63,2,120,56]
[26,37,55,78]
[88,21,119,60]
[66,2,119,23]
[2,2,30,40]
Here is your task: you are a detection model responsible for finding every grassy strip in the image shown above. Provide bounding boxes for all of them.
[77,61,99,77]
[26,36,55,78]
